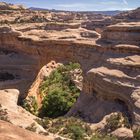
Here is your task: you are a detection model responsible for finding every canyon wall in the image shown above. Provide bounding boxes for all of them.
[0,22,140,128]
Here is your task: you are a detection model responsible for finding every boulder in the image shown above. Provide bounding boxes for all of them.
[111,127,133,140]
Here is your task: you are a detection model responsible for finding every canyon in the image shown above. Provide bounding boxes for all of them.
[0,2,140,140]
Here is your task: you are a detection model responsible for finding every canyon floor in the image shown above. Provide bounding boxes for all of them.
[0,2,140,140]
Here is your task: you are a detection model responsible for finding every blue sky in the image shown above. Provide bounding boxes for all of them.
[2,0,140,11]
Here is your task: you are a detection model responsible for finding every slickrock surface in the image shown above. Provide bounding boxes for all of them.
[0,89,46,132]
[0,89,66,139]
[0,120,53,140]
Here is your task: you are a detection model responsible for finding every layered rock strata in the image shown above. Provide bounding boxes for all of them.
[0,22,139,129]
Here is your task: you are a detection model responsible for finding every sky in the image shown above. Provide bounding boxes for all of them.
[1,0,140,11]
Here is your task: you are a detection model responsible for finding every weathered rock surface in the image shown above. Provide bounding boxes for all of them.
[82,8,140,32]
[111,127,134,140]
[0,89,67,139]
[0,6,140,139]
[67,22,140,129]
[0,120,53,140]
[0,21,139,130]
[81,18,112,33]
[113,7,140,22]
[0,89,46,133]
[101,22,140,45]
[27,61,62,105]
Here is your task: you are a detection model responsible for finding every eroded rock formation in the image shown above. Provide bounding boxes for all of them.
[68,22,140,129]
[0,89,46,132]
[0,4,140,139]
[0,21,139,130]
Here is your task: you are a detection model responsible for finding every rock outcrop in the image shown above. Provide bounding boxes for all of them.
[81,18,112,33]
[101,22,140,45]
[67,22,140,129]
[0,5,140,137]
[27,61,62,105]
[82,8,140,33]
[0,89,46,133]
[0,120,53,140]
[113,7,140,22]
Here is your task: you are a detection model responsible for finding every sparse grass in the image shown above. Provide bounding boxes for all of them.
[105,112,131,133]
[22,96,38,116]
[133,129,140,140]
[25,123,37,132]
[90,133,117,140]
[35,117,50,129]
[36,116,92,140]
[0,104,10,122]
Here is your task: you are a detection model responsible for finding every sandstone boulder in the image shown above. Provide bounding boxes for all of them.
[111,127,133,140]
[0,89,46,133]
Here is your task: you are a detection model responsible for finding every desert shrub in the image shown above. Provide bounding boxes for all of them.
[0,104,10,122]
[41,89,77,118]
[39,62,81,118]
[133,129,140,140]
[36,116,92,139]
[54,117,92,139]
[35,117,50,129]
[54,137,63,140]
[22,96,38,116]
[90,133,117,140]
[105,112,131,133]
[65,124,85,140]
[39,131,49,136]
[25,123,37,132]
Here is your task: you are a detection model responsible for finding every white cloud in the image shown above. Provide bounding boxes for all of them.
[56,3,85,8]
[123,0,128,5]
[52,0,131,11]
[55,3,95,9]
[54,3,100,11]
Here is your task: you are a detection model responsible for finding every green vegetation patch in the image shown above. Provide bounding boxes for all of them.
[133,129,140,140]
[105,112,131,133]
[39,62,81,118]
[22,96,38,116]
[36,116,118,140]
[36,117,92,140]
[91,133,117,140]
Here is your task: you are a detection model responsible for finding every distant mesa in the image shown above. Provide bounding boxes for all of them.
[29,7,122,16]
